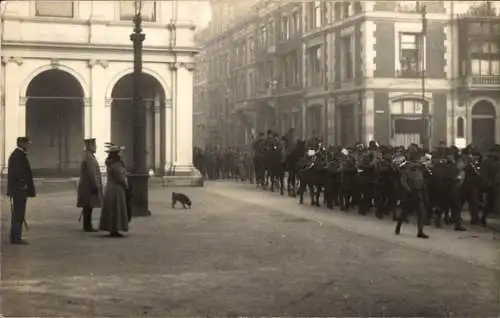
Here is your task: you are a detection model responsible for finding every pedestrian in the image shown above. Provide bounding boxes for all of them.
[76,138,103,232]
[7,136,35,245]
[99,145,129,237]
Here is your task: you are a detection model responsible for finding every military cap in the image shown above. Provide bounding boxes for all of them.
[84,138,96,144]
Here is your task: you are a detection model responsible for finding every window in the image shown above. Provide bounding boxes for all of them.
[341,35,354,80]
[396,1,421,12]
[281,17,290,40]
[457,117,465,138]
[307,45,322,86]
[268,20,275,44]
[391,100,424,115]
[314,0,322,28]
[342,1,352,18]
[35,0,74,18]
[120,0,156,21]
[471,59,500,75]
[292,11,300,35]
[398,33,423,78]
[260,25,267,47]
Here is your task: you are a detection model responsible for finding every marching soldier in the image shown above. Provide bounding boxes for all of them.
[395,145,429,239]
[306,130,321,151]
[7,136,36,245]
[76,138,103,232]
[253,132,266,186]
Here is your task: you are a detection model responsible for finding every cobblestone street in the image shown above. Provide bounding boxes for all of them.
[1,181,499,317]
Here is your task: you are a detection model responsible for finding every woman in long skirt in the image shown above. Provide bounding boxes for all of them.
[99,145,129,237]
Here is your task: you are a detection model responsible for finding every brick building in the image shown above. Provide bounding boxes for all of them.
[194,0,500,150]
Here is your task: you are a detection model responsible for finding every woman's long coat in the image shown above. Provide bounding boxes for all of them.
[77,151,103,208]
[99,161,129,232]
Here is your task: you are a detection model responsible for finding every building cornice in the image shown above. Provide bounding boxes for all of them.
[2,41,200,55]
[2,15,196,30]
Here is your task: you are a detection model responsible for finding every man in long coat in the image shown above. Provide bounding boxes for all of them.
[77,138,103,232]
[7,136,36,245]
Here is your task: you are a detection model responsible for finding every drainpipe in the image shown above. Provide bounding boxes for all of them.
[450,0,455,145]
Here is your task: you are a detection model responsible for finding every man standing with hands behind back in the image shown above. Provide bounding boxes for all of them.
[77,138,103,232]
[7,136,35,245]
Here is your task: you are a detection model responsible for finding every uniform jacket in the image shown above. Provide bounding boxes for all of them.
[7,148,35,197]
[77,151,103,209]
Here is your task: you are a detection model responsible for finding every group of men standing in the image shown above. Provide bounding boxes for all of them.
[5,136,130,244]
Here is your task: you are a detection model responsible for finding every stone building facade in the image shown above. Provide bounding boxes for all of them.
[1,0,200,179]
[195,0,500,150]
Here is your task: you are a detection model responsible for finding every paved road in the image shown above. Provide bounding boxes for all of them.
[1,181,499,317]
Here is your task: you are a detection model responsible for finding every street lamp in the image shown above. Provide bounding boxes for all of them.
[128,0,149,217]
[420,5,429,149]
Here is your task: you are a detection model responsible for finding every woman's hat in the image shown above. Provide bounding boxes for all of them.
[105,142,125,153]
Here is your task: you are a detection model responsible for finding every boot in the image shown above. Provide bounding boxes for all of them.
[83,209,97,232]
[395,222,402,235]
[417,224,429,239]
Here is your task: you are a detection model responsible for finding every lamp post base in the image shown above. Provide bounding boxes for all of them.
[128,173,150,217]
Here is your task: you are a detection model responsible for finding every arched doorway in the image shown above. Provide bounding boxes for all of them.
[306,104,322,139]
[471,100,496,152]
[110,73,166,173]
[26,69,85,177]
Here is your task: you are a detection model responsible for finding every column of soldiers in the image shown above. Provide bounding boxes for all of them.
[195,129,499,240]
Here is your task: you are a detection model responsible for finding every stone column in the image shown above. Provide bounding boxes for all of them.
[2,58,24,175]
[164,98,173,174]
[84,98,92,139]
[153,93,161,173]
[363,91,375,143]
[89,60,110,172]
[327,98,336,145]
[173,62,194,171]
[163,61,202,186]
[145,100,153,170]
[301,101,307,139]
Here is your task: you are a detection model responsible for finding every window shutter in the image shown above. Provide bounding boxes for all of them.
[36,0,74,18]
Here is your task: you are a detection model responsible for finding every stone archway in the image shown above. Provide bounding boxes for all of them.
[471,100,496,152]
[25,69,85,176]
[110,73,166,173]
[306,104,323,139]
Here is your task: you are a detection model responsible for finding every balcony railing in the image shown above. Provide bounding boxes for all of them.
[471,75,500,85]
[396,69,423,78]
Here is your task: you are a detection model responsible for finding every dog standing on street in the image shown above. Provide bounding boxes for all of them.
[171,192,192,209]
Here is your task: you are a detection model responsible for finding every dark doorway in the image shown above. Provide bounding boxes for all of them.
[26,69,84,177]
[110,73,165,173]
[306,105,322,139]
[471,100,496,153]
[338,104,355,146]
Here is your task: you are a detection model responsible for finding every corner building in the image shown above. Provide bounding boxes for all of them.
[0,0,199,178]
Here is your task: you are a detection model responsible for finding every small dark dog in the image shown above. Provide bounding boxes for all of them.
[172,192,192,209]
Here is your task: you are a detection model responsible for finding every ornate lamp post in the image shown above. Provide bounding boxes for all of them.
[128,0,149,217]
[420,5,429,149]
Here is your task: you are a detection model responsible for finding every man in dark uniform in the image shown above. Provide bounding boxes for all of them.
[77,138,103,232]
[395,145,429,239]
[7,136,35,245]
[253,132,266,187]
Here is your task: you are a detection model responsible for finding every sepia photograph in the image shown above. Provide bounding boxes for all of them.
[0,0,499,317]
